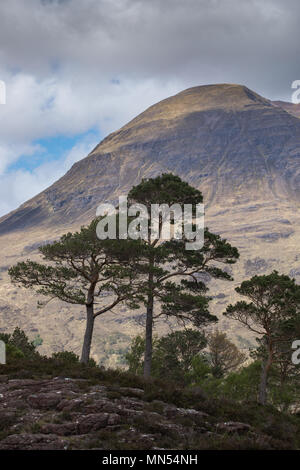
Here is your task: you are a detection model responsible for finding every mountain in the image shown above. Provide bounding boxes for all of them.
[0,83,300,363]
[1,84,300,235]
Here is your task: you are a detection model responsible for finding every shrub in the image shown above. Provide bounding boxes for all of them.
[51,351,80,364]
[0,327,40,362]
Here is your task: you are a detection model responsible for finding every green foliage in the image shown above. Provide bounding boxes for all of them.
[126,329,207,384]
[206,329,247,378]
[124,321,300,410]
[128,224,239,330]
[9,218,143,310]
[51,350,98,368]
[224,271,300,404]
[9,328,38,358]
[6,343,25,360]
[191,355,300,413]
[189,360,264,403]
[218,361,261,401]
[0,327,39,361]
[32,334,43,348]
[128,173,203,209]
[51,351,80,363]
[8,218,145,363]
[126,328,247,388]
[126,335,148,375]
[8,176,239,373]
[153,329,207,383]
[188,355,211,383]
[125,335,161,375]
[127,174,239,377]
[224,271,300,334]
[88,357,98,367]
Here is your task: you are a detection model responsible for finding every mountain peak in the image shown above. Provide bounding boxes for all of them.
[114,83,271,133]
[0,84,300,236]
[93,84,273,157]
[176,83,270,108]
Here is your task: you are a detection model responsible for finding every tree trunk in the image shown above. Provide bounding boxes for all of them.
[258,353,272,405]
[143,290,154,378]
[80,304,95,364]
[143,252,154,378]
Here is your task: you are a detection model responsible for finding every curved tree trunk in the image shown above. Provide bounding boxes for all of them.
[80,304,95,364]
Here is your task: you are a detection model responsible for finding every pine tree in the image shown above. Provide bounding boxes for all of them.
[224,271,300,404]
[127,174,239,377]
[9,219,143,363]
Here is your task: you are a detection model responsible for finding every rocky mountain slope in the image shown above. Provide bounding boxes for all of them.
[0,84,299,363]
[272,100,300,119]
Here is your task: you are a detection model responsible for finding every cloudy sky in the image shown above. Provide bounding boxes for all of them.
[0,0,299,216]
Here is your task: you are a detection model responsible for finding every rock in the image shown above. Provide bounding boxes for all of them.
[7,399,30,410]
[78,413,121,434]
[8,379,44,388]
[0,411,17,429]
[118,397,145,410]
[165,406,210,420]
[57,398,84,412]
[216,421,252,434]
[0,375,294,450]
[27,392,62,410]
[290,267,300,278]
[40,423,78,436]
[119,387,144,398]
[83,400,112,413]
[89,385,107,394]
[244,257,268,276]
[0,433,68,450]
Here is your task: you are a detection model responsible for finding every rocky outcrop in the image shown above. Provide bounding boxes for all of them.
[0,374,295,450]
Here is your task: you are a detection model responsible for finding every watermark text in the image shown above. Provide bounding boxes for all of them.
[96,196,204,250]
[0,80,6,105]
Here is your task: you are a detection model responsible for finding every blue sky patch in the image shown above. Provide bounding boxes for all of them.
[9,128,101,172]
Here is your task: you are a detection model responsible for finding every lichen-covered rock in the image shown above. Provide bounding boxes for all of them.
[0,375,295,450]
[216,421,252,434]
[27,392,63,410]
[78,413,121,434]
[0,433,68,450]
[39,422,78,436]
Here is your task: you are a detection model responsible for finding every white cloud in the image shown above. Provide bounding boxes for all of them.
[0,135,98,216]
[0,0,299,215]
[0,71,180,165]
[0,141,42,174]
